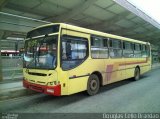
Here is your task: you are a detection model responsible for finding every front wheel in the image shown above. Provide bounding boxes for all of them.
[134,67,140,81]
[87,74,100,96]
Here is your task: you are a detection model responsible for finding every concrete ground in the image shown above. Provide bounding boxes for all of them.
[0,67,160,114]
[0,80,37,101]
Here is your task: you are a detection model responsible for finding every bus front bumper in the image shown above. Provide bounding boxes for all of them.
[23,79,61,96]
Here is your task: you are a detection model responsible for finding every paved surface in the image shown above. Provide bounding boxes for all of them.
[152,63,160,69]
[0,80,37,101]
[0,81,22,91]
[0,68,160,113]
[2,67,23,80]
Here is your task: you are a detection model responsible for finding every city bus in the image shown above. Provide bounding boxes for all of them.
[23,23,151,96]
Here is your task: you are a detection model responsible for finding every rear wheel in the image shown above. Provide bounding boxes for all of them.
[134,67,140,81]
[87,74,100,96]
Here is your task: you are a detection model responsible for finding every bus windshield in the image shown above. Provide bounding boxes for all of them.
[24,35,58,69]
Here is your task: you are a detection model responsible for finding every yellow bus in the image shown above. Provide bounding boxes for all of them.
[23,23,151,96]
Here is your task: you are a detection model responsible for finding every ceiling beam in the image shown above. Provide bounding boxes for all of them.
[1,30,12,39]
[124,32,154,38]
[5,3,48,18]
[0,0,9,10]
[112,22,155,35]
[149,32,160,38]
[46,0,97,22]
[0,31,5,81]
[148,40,160,47]
[0,13,45,32]
[0,30,26,39]
[87,7,130,30]
[119,30,159,41]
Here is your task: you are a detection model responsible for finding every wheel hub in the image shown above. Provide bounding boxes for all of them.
[90,80,97,90]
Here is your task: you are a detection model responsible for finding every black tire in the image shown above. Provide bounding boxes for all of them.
[87,74,100,96]
[134,67,140,81]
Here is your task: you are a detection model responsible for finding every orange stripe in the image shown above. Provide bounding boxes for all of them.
[119,61,147,66]
[119,58,148,66]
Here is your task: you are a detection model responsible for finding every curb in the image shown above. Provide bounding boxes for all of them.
[0,87,38,101]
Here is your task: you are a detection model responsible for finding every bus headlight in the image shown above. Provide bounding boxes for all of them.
[23,77,27,80]
[48,81,60,86]
[48,82,53,86]
[53,81,60,85]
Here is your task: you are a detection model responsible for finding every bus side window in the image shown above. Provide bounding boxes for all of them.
[91,36,108,59]
[146,44,150,57]
[109,39,122,58]
[134,43,141,58]
[66,40,72,59]
[123,41,134,58]
[141,44,147,58]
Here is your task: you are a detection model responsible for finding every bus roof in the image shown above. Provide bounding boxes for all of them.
[31,23,149,45]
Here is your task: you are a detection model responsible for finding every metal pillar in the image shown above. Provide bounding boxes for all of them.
[0,31,4,81]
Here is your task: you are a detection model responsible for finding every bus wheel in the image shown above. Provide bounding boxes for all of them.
[87,74,100,96]
[134,67,140,81]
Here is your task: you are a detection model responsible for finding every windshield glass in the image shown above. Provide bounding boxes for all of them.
[24,35,58,69]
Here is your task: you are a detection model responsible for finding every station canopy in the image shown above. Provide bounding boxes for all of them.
[0,0,160,47]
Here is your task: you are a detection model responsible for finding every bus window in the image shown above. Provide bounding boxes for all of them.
[61,36,88,70]
[141,45,147,57]
[134,43,142,58]
[146,45,151,57]
[91,36,108,59]
[109,39,122,58]
[123,41,134,58]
